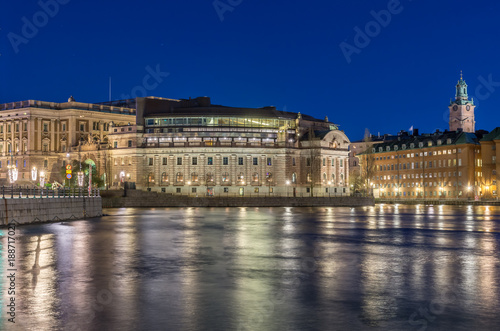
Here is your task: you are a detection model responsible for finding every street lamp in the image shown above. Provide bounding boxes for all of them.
[40,171,46,187]
[32,166,37,181]
[8,164,18,184]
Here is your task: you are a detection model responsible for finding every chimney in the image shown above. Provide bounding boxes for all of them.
[413,128,419,136]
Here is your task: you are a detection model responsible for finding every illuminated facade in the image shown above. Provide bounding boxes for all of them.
[364,130,482,199]
[0,98,135,185]
[107,96,351,197]
[357,75,500,200]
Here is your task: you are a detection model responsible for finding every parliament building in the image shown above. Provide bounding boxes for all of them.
[0,96,351,197]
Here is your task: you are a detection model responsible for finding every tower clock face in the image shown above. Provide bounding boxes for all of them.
[466,105,471,111]
[453,105,458,111]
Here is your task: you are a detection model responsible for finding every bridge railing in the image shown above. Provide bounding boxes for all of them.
[0,186,100,199]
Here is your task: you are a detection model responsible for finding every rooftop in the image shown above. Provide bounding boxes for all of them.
[0,99,136,115]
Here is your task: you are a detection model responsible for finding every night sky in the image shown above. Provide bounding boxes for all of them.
[2,0,500,140]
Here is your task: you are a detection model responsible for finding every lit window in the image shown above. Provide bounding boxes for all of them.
[161,172,168,183]
[252,173,259,182]
[176,172,183,182]
[191,172,198,182]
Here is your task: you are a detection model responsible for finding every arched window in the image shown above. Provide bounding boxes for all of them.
[191,172,198,182]
[176,172,183,183]
[331,173,335,182]
[237,172,244,183]
[148,173,154,183]
[222,172,230,183]
[340,173,344,183]
[292,172,297,184]
[206,173,214,184]
[306,173,312,183]
[323,173,327,182]
[266,172,273,182]
[252,172,259,183]
[161,172,168,184]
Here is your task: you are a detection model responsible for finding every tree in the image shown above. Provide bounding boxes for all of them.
[349,172,363,194]
[359,133,376,196]
[60,160,105,188]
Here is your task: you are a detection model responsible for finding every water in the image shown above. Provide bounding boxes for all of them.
[1,205,500,331]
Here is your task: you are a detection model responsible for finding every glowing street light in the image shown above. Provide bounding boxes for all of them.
[31,167,37,181]
[40,171,46,187]
[8,165,18,184]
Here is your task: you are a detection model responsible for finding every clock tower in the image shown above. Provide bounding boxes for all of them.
[449,73,475,132]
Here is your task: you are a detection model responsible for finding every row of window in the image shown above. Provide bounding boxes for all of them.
[0,122,111,133]
[0,159,27,168]
[0,123,27,133]
[145,117,297,129]
[377,159,463,171]
[375,149,462,160]
[145,172,346,185]
[377,171,463,180]
[145,156,347,167]
[150,156,274,166]
[150,172,275,184]
[375,142,461,153]
[381,190,467,197]
[376,181,464,188]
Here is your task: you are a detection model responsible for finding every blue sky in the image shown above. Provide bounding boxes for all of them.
[2,0,500,140]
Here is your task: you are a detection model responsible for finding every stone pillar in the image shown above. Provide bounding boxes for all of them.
[50,119,55,152]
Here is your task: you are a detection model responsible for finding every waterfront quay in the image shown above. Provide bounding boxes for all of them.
[376,198,500,206]
[101,189,374,208]
[0,186,102,225]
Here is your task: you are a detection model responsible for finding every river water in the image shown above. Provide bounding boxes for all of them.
[1,205,500,331]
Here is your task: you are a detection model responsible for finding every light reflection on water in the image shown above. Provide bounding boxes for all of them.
[0,205,500,330]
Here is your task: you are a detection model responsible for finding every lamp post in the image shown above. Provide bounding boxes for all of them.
[31,166,37,184]
[40,171,46,194]
[8,164,18,184]
[328,181,331,197]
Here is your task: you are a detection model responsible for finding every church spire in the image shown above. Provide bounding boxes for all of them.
[453,72,473,105]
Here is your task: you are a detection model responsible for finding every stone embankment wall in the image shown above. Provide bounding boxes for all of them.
[1,197,102,225]
[101,190,373,208]
[376,199,500,206]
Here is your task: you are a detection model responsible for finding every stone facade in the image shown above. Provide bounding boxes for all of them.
[1,96,351,197]
[107,97,351,197]
[0,98,135,186]
[362,130,481,199]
